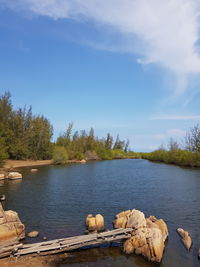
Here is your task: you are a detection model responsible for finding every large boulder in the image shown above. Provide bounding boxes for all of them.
[124,227,164,262]
[114,209,168,263]
[0,203,25,245]
[113,209,146,229]
[126,209,146,229]
[147,216,168,242]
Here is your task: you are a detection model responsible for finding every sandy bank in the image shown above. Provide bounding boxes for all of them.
[3,160,53,169]
[2,159,86,170]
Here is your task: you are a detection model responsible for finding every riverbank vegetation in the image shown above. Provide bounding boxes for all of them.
[53,122,131,163]
[0,92,53,166]
[0,92,134,166]
[142,125,200,167]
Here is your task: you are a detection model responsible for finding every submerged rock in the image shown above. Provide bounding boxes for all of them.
[30,169,38,172]
[8,172,22,180]
[177,228,192,250]
[27,231,39,238]
[114,209,168,263]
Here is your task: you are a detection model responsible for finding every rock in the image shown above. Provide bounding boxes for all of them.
[86,214,93,227]
[177,228,192,250]
[95,214,105,231]
[84,150,100,161]
[114,209,168,263]
[113,216,127,229]
[8,172,22,180]
[43,236,47,240]
[0,174,5,180]
[30,169,38,172]
[148,216,168,242]
[27,231,39,238]
[115,210,131,219]
[0,203,25,245]
[88,217,96,232]
[86,214,105,232]
[124,226,164,262]
[113,209,146,230]
[126,209,146,229]
[80,160,86,163]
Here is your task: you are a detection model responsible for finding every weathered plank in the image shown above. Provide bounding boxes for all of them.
[0,228,133,258]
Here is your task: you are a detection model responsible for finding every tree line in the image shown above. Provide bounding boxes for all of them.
[53,122,130,164]
[0,92,53,165]
[0,92,131,166]
[141,125,200,167]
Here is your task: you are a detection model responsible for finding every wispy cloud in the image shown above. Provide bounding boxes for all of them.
[1,0,200,96]
[152,128,186,140]
[151,115,200,120]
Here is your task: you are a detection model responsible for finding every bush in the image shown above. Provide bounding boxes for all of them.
[74,152,84,160]
[53,146,68,165]
[142,149,200,168]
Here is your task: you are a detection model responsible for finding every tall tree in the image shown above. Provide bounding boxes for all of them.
[105,133,113,150]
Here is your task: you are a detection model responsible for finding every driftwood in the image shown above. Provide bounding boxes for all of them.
[0,228,132,258]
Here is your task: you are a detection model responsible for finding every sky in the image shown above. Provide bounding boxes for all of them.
[0,0,200,151]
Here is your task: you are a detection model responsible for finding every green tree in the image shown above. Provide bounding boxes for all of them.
[53,146,68,164]
[105,133,113,149]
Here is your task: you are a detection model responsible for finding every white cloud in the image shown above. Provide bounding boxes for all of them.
[151,115,200,120]
[1,0,200,96]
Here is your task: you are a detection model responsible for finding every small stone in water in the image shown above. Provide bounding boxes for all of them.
[27,231,39,238]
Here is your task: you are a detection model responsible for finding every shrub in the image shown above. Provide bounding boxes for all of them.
[53,146,68,165]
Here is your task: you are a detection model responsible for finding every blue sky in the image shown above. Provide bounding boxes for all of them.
[1,0,200,151]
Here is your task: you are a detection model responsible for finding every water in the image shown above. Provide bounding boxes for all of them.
[0,159,199,266]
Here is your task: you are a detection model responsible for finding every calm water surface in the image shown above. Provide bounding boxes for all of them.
[0,159,199,266]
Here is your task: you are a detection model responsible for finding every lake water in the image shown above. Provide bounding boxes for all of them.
[0,159,199,266]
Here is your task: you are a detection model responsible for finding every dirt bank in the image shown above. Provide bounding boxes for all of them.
[3,160,53,169]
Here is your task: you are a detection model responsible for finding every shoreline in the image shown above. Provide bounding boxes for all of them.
[3,160,54,169]
[1,159,88,171]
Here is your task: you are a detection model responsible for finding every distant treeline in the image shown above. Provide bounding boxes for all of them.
[141,125,200,167]
[53,122,134,164]
[0,92,135,166]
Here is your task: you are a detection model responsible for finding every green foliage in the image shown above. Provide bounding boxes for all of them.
[96,148,113,160]
[56,124,130,161]
[0,139,8,167]
[53,146,68,164]
[0,92,53,160]
[0,92,132,163]
[142,149,200,167]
